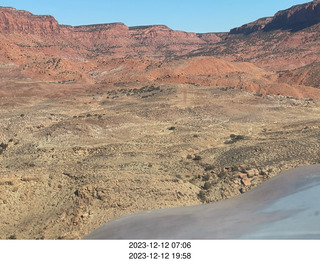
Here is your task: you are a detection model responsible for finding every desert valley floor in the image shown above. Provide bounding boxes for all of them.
[0,82,320,239]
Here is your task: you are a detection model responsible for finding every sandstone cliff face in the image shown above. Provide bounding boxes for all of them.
[197,32,222,43]
[63,23,134,58]
[0,7,59,35]
[0,6,213,58]
[198,1,320,71]
[2,2,320,98]
[0,6,219,82]
[229,17,272,35]
[130,25,204,45]
[230,1,320,34]
[264,0,320,31]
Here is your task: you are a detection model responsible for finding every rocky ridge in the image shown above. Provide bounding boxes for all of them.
[2,2,320,97]
[230,1,320,34]
[229,17,272,35]
[0,6,219,57]
[265,0,320,31]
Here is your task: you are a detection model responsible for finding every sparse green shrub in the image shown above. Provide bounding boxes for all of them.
[176,174,182,179]
[203,164,215,171]
[230,134,236,139]
[231,166,239,172]
[233,134,245,140]
[203,181,212,190]
[225,134,245,144]
[193,155,202,161]
[202,173,210,181]
[198,190,206,202]
[240,167,248,174]
[259,170,266,176]
[0,143,8,150]
[217,170,226,179]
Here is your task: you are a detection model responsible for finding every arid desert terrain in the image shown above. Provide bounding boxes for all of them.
[1,1,320,239]
[1,82,320,239]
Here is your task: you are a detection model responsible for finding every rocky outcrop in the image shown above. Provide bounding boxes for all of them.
[230,1,320,34]
[130,25,205,45]
[278,62,320,89]
[3,1,320,92]
[264,0,320,31]
[0,6,214,58]
[65,23,134,52]
[196,1,320,71]
[229,17,272,35]
[0,7,59,35]
[197,32,222,43]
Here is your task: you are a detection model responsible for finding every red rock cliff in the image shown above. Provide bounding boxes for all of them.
[229,17,272,35]
[0,7,59,35]
[0,6,221,58]
[230,1,320,34]
[264,0,320,31]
